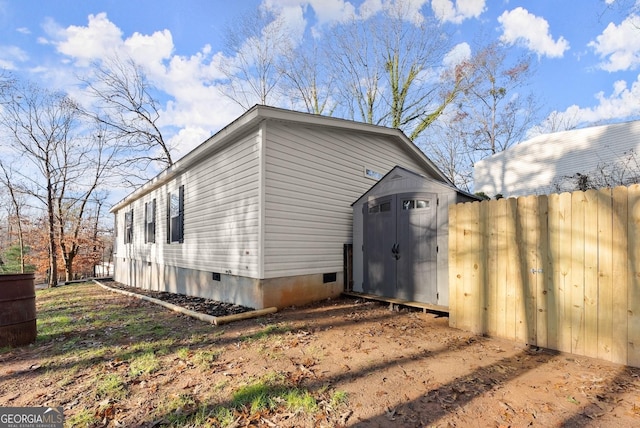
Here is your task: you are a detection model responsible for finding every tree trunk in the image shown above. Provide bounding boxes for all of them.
[47,181,58,288]
[64,252,75,282]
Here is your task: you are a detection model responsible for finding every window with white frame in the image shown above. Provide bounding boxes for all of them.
[124,209,133,244]
[144,199,156,243]
[167,185,184,243]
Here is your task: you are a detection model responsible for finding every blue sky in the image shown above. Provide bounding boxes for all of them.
[1,0,639,159]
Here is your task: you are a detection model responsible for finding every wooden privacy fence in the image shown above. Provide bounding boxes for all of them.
[449,185,640,367]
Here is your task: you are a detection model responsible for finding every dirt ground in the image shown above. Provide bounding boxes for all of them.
[1,283,640,427]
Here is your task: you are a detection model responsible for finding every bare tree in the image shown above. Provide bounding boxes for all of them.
[455,43,539,157]
[219,1,471,140]
[0,80,115,285]
[327,12,383,125]
[219,7,292,109]
[421,116,475,190]
[422,43,540,192]
[279,41,336,115]
[0,81,80,287]
[56,131,115,281]
[0,162,27,273]
[327,1,469,140]
[80,55,173,184]
[530,109,582,135]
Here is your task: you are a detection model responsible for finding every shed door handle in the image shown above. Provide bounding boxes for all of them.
[391,243,400,259]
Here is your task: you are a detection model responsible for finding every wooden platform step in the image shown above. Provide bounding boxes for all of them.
[342,291,449,314]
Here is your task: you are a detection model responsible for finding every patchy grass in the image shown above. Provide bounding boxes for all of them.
[65,409,98,427]
[330,390,349,408]
[95,373,127,400]
[229,372,319,415]
[0,283,350,427]
[129,351,160,377]
[2,282,639,428]
[242,323,291,342]
[160,393,199,426]
[192,349,221,369]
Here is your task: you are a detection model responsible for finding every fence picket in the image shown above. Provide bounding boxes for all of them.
[460,201,474,331]
[627,184,640,367]
[496,199,508,339]
[547,194,560,351]
[448,204,459,328]
[517,196,537,344]
[537,195,549,348]
[468,201,482,334]
[486,200,499,336]
[584,190,599,358]
[612,186,628,364]
[558,192,573,354]
[597,188,613,361]
[505,198,520,341]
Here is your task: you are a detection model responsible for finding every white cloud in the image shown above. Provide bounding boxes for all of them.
[0,45,28,69]
[263,0,356,27]
[431,0,486,24]
[443,42,471,68]
[46,13,124,66]
[543,75,640,127]
[35,12,248,164]
[308,0,357,23]
[16,27,30,35]
[124,30,174,65]
[589,14,640,72]
[167,126,220,159]
[359,0,383,18]
[498,7,569,58]
[358,0,431,24]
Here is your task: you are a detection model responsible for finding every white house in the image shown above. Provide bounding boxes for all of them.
[473,120,640,198]
[110,105,457,309]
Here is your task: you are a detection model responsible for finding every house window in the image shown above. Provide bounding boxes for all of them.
[365,167,383,181]
[144,199,156,244]
[167,185,184,243]
[124,209,133,244]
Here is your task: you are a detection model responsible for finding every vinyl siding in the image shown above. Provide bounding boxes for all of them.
[263,121,427,278]
[474,120,640,198]
[114,129,262,278]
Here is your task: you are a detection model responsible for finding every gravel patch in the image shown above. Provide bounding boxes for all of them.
[99,280,253,317]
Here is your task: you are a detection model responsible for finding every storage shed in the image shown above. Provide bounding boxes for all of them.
[110,105,456,310]
[352,166,477,309]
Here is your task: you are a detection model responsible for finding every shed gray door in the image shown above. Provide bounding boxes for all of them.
[363,192,438,304]
[363,196,395,297]
[396,193,437,303]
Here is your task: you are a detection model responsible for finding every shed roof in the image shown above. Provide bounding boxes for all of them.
[111,105,452,213]
[352,165,477,207]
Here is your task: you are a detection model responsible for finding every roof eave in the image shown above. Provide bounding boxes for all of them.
[110,105,453,212]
